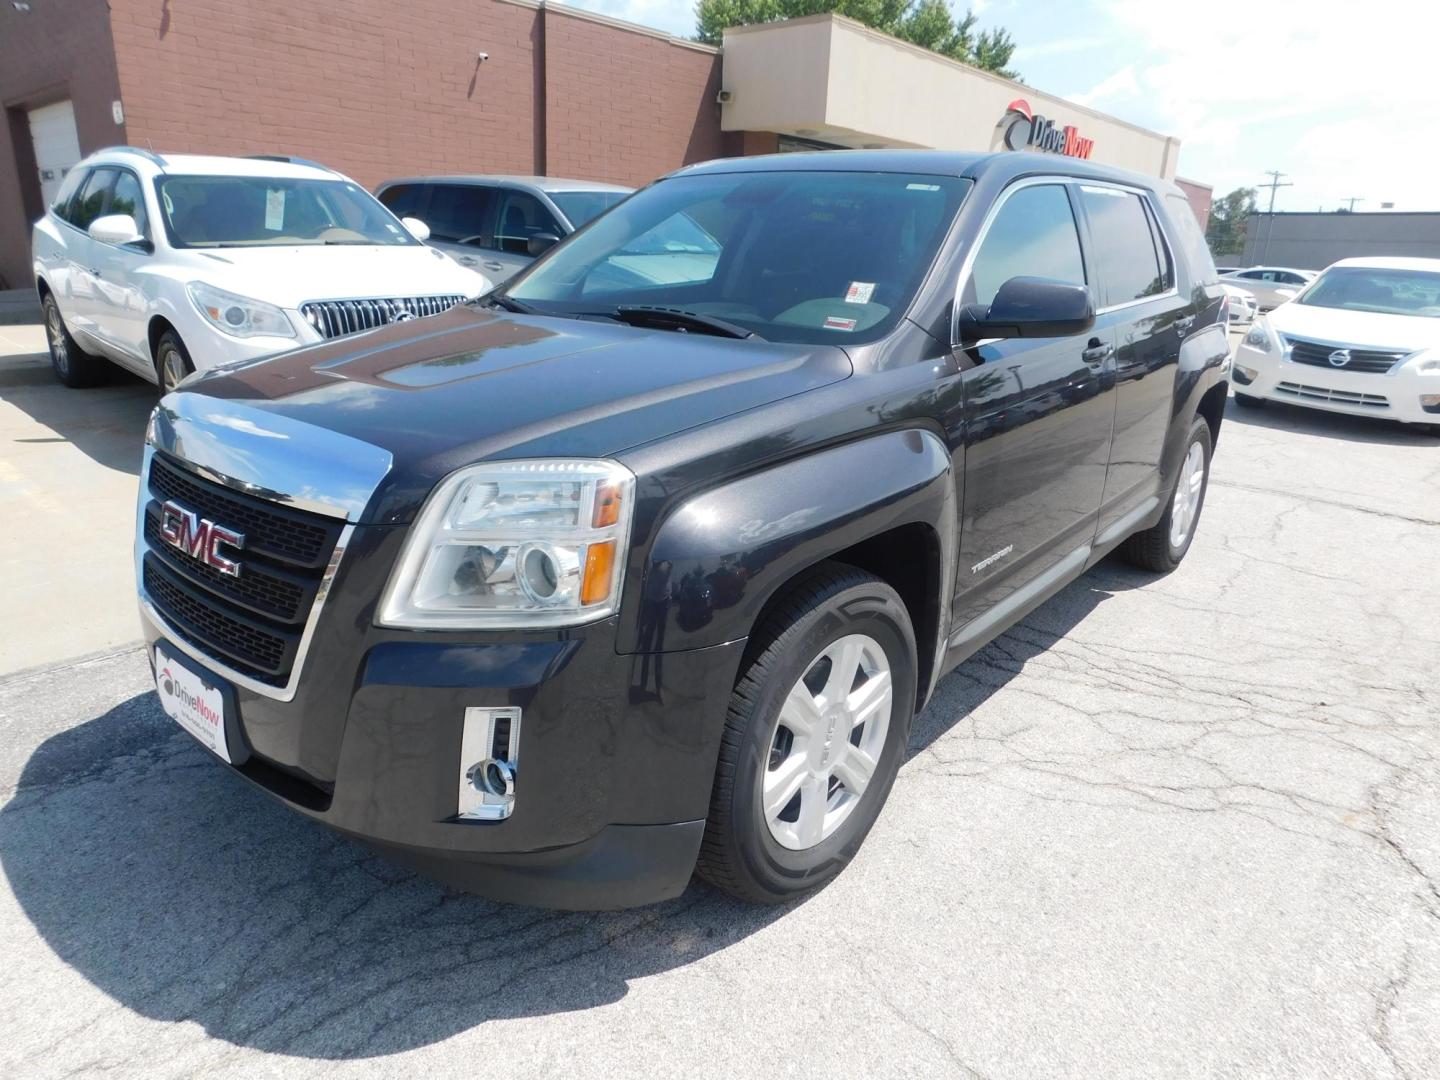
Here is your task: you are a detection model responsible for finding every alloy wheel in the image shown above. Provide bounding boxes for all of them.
[1169,441,1206,548]
[160,346,187,393]
[762,633,893,851]
[46,304,69,377]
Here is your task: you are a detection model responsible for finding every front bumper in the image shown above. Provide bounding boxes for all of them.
[1231,341,1439,424]
[140,579,745,908]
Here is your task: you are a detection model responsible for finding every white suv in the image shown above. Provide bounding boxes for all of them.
[32,149,490,391]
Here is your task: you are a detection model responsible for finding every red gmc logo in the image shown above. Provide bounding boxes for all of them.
[159,500,245,578]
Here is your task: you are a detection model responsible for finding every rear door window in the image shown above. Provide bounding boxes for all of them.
[425,184,493,245]
[968,183,1086,308]
[1079,186,1166,306]
[493,189,563,255]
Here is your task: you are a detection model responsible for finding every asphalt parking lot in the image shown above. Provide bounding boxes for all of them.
[1,327,1438,1078]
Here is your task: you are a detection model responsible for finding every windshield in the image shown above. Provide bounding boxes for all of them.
[551,190,629,228]
[505,170,969,345]
[155,175,417,248]
[1298,267,1440,318]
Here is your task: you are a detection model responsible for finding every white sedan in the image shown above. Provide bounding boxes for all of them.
[1230,256,1440,429]
[1221,283,1257,325]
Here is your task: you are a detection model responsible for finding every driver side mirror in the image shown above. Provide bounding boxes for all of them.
[88,213,144,246]
[958,276,1094,341]
[527,231,560,257]
[401,216,431,241]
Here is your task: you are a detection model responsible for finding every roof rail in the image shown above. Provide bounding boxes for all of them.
[96,145,167,167]
[245,154,337,174]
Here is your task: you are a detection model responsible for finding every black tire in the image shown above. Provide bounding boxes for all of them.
[1119,416,1213,573]
[696,562,917,904]
[1233,392,1266,409]
[42,293,108,388]
[155,329,195,394]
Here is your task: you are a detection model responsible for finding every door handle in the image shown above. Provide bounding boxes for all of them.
[1174,314,1195,335]
[457,256,478,267]
[1081,342,1112,365]
[483,260,505,272]
[88,267,101,277]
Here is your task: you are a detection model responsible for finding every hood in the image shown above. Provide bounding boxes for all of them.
[179,244,489,306]
[1266,301,1440,351]
[182,304,853,523]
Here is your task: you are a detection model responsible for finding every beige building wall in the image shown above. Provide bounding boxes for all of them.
[721,15,1180,179]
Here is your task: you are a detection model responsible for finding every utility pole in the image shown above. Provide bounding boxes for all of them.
[1341,197,1364,212]
[1260,170,1292,213]
[1257,170,1293,264]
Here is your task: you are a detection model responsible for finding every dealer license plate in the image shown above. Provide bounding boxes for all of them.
[154,644,231,763]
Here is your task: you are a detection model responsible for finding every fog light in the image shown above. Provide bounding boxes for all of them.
[1420,393,1440,414]
[458,706,521,820]
[1232,365,1258,385]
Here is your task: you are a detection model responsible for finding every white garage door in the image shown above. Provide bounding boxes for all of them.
[27,100,83,209]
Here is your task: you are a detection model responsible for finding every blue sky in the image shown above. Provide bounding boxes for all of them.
[565,0,1440,212]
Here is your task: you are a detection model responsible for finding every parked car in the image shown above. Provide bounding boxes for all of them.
[1221,283,1258,325]
[1218,265,1317,312]
[1230,256,1440,429]
[136,151,1230,909]
[32,149,490,392]
[375,175,632,284]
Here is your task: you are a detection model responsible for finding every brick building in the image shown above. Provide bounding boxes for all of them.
[0,1,1201,291]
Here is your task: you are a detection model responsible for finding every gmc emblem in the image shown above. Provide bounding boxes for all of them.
[159,500,245,578]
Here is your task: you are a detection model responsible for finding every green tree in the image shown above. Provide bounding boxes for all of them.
[694,0,1019,78]
[1205,187,1257,257]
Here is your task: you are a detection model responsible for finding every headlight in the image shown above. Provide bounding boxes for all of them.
[378,459,636,628]
[1243,319,1274,352]
[187,281,297,339]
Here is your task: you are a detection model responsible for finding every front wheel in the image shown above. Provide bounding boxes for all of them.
[1119,416,1214,573]
[696,563,917,904]
[155,330,195,394]
[43,294,108,388]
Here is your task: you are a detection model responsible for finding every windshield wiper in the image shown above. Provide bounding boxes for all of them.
[481,293,542,315]
[611,305,761,340]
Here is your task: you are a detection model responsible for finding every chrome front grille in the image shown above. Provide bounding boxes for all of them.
[1284,337,1406,374]
[300,294,465,340]
[1275,381,1390,409]
[141,453,345,685]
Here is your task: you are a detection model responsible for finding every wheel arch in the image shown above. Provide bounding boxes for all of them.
[147,315,178,363]
[1196,378,1227,449]
[623,429,957,710]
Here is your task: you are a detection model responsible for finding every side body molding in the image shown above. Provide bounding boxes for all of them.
[623,429,956,666]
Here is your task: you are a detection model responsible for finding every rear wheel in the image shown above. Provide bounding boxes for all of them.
[1233,392,1265,409]
[43,294,108,388]
[1119,416,1213,573]
[697,563,916,904]
[155,330,195,394]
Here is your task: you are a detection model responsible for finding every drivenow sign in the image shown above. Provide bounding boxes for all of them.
[1000,98,1094,160]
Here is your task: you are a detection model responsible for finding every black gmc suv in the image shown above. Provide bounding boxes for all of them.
[137,151,1229,909]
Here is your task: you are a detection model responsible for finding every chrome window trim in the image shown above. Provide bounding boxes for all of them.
[135,444,357,702]
[950,174,1182,341]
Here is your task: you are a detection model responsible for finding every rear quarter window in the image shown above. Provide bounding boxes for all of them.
[1163,193,1217,286]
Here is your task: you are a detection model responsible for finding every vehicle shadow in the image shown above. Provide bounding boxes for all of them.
[1221,393,1439,446]
[0,352,154,475]
[0,560,1132,1059]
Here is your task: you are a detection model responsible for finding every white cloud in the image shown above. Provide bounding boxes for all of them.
[1067,64,1138,108]
[1081,0,1440,209]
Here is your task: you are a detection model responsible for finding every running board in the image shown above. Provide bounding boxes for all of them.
[948,543,1091,652]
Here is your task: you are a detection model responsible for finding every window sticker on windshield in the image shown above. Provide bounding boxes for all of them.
[845,281,875,305]
[823,315,858,332]
[907,183,941,191]
[264,189,285,231]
